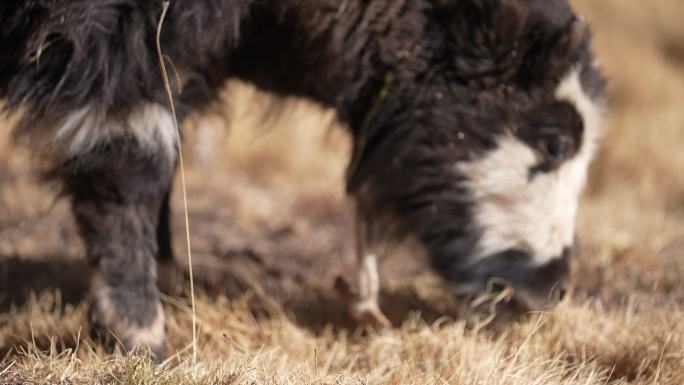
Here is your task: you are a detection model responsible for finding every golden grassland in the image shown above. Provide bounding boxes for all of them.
[2,0,684,383]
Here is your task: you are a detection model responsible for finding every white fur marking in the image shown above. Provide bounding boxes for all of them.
[91,273,166,351]
[358,253,380,303]
[54,102,177,160]
[460,68,603,265]
[350,251,390,328]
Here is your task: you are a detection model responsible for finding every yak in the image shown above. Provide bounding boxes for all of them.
[0,0,604,358]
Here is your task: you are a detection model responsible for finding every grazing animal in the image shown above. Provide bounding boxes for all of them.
[0,0,604,358]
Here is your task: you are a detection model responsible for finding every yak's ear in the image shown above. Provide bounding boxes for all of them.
[543,15,590,74]
[559,15,589,54]
[490,0,530,46]
[436,0,530,81]
[436,0,530,42]
[437,0,530,68]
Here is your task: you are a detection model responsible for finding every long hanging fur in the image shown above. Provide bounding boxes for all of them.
[0,0,251,142]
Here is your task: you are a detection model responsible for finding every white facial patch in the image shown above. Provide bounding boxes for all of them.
[41,102,177,161]
[459,68,603,266]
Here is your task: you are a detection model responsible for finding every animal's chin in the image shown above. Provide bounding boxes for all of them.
[449,280,566,312]
[446,247,571,311]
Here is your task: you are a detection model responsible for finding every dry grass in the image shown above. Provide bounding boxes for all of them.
[2,292,683,384]
[2,1,684,384]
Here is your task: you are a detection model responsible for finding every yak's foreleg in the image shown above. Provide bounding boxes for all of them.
[59,105,177,359]
[335,203,391,330]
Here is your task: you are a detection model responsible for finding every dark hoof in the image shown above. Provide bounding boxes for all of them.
[334,276,392,331]
[334,276,356,303]
[158,260,183,296]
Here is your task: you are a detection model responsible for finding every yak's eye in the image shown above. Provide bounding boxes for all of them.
[529,127,577,176]
[526,102,584,177]
[544,133,572,159]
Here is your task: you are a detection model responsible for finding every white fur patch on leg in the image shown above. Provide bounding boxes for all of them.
[350,252,391,329]
[91,272,166,353]
[459,67,603,266]
[358,252,380,303]
[45,102,177,161]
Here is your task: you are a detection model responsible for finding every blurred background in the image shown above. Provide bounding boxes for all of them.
[1,0,684,326]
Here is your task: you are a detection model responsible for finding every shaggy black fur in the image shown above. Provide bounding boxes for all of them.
[0,0,251,127]
[1,0,604,356]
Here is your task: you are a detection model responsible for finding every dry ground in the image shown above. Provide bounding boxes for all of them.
[2,1,684,384]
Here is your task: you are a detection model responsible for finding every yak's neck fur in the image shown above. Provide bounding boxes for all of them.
[232,0,477,202]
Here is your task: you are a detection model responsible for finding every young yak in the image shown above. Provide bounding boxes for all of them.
[0,0,604,358]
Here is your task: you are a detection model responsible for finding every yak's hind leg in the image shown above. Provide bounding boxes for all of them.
[59,104,177,359]
[335,204,391,330]
[156,190,183,296]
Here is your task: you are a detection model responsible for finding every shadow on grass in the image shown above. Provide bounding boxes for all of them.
[0,255,89,312]
[0,254,527,359]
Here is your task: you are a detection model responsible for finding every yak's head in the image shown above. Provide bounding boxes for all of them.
[351,0,604,311]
